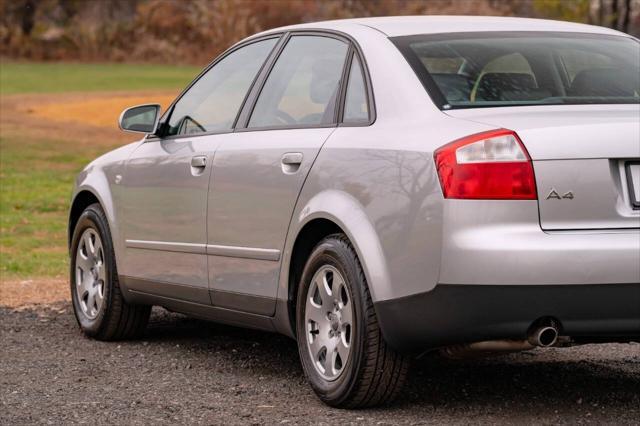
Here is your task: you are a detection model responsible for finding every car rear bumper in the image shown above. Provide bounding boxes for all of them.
[374,283,640,354]
[438,200,640,288]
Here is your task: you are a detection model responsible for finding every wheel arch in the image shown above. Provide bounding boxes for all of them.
[276,189,392,338]
[68,179,119,260]
[68,190,101,250]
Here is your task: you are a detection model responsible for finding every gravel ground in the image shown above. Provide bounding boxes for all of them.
[1,303,639,425]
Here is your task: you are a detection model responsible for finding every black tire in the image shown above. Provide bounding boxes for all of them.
[70,203,150,340]
[296,234,409,408]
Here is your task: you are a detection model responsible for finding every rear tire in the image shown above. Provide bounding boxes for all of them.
[70,203,150,340]
[296,234,409,408]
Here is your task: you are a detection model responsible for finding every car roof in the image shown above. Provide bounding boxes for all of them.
[262,15,626,38]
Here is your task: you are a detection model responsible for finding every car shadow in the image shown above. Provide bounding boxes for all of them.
[143,307,640,412]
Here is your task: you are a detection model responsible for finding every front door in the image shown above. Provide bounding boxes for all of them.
[207,34,350,315]
[119,37,280,303]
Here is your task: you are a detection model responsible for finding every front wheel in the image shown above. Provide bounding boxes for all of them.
[296,234,409,408]
[70,203,150,340]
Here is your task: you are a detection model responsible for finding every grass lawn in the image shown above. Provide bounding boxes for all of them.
[0,135,116,279]
[1,61,199,281]
[0,62,201,94]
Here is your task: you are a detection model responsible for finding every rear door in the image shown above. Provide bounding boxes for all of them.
[119,37,279,303]
[206,34,351,315]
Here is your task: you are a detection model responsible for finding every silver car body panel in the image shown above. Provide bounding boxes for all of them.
[118,134,223,303]
[446,105,640,230]
[70,16,640,345]
[207,128,335,315]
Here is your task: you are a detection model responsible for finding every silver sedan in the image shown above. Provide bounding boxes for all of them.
[68,16,640,408]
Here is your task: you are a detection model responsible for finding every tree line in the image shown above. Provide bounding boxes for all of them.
[1,0,637,65]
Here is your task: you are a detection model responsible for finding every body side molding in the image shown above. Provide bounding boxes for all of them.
[125,239,281,261]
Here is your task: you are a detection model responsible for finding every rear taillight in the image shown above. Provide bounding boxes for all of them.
[434,129,537,200]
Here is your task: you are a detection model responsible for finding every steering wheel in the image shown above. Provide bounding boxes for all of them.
[274,109,296,125]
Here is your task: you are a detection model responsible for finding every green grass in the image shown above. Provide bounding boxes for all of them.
[0,61,202,279]
[0,62,201,95]
[0,135,118,279]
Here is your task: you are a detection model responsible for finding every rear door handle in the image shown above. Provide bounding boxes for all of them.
[281,152,303,174]
[191,155,207,168]
[190,155,207,176]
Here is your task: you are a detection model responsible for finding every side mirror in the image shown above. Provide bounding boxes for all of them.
[118,104,161,134]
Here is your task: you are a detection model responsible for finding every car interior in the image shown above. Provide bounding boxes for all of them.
[412,37,640,106]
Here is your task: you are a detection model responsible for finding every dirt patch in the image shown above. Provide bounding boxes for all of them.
[0,278,69,308]
[0,90,177,147]
[31,94,176,128]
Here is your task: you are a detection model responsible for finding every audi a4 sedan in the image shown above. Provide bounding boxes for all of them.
[68,16,640,407]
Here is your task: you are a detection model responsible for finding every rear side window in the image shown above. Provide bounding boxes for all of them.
[393,33,640,109]
[165,38,277,136]
[343,55,370,124]
[248,35,348,128]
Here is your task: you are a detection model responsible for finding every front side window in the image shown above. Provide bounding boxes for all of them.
[165,38,277,136]
[343,55,370,124]
[394,33,640,109]
[248,35,349,128]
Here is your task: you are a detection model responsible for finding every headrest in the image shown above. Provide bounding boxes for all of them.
[568,68,640,97]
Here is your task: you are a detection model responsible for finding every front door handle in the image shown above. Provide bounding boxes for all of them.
[281,152,303,174]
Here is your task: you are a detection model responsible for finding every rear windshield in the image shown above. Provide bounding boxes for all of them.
[392,32,640,109]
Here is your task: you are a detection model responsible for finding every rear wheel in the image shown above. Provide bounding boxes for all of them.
[70,203,150,340]
[296,234,409,408]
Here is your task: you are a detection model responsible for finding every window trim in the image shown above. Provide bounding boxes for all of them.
[338,48,373,127]
[235,29,376,133]
[147,33,285,142]
[149,28,376,140]
[237,31,350,132]
[391,31,639,110]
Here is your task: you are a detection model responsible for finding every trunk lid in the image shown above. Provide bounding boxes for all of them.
[446,105,640,230]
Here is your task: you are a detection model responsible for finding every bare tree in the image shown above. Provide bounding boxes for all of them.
[20,0,36,36]
[621,0,632,32]
[610,0,619,28]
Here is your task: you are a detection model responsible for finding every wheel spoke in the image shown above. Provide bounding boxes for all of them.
[337,338,350,365]
[96,263,106,282]
[332,272,345,295]
[339,296,353,327]
[308,333,323,360]
[305,300,326,325]
[76,253,92,273]
[315,272,334,308]
[84,232,95,257]
[86,288,97,315]
[93,239,103,262]
[94,286,104,312]
[327,340,342,376]
[77,271,91,295]
[309,333,328,372]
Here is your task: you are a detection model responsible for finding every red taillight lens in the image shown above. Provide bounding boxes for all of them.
[434,129,537,200]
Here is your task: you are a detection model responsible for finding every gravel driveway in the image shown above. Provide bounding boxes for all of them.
[1,303,639,425]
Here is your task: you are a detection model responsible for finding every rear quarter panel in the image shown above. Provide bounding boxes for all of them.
[276,27,494,311]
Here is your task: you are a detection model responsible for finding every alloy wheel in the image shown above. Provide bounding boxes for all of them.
[304,265,353,381]
[75,228,106,319]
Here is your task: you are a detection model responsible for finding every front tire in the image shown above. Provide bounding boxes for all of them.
[70,203,150,340]
[296,234,409,408]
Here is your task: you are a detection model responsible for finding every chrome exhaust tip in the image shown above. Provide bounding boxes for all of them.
[528,325,559,347]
